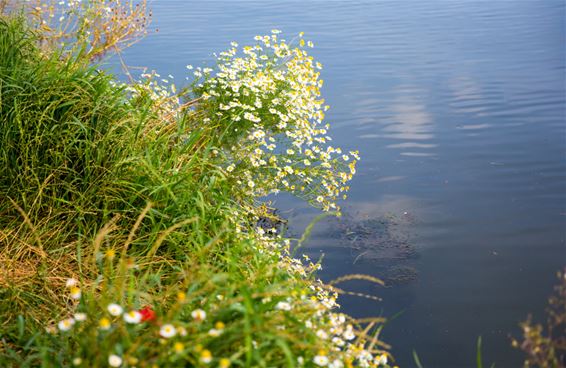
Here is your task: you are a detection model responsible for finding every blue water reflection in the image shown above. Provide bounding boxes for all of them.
[119,1,565,366]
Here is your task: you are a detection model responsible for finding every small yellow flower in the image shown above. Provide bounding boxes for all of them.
[99,317,111,330]
[177,292,186,303]
[200,349,212,364]
[105,249,116,259]
[173,342,184,353]
[219,358,231,368]
[215,321,225,330]
[69,286,81,300]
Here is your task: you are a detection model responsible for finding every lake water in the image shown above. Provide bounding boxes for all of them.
[120,1,565,366]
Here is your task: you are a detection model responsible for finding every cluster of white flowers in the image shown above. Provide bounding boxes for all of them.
[191,31,359,212]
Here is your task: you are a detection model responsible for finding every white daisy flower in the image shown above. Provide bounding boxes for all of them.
[123,310,142,324]
[57,318,75,331]
[313,354,329,366]
[107,303,123,317]
[74,313,87,322]
[191,309,207,322]
[159,324,176,338]
[108,354,123,367]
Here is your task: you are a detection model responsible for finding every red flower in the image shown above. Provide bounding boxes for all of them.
[139,306,156,322]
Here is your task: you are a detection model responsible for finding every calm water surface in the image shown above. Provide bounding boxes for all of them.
[121,1,565,366]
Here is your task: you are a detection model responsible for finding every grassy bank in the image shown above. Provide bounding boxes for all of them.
[0,8,390,368]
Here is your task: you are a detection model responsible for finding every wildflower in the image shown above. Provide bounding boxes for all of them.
[208,321,224,337]
[74,313,87,322]
[177,292,186,302]
[69,286,81,300]
[219,358,231,368]
[66,278,78,288]
[72,357,82,366]
[313,350,329,366]
[108,354,123,367]
[57,318,75,332]
[105,249,116,259]
[159,324,177,338]
[375,354,388,365]
[124,310,142,324]
[173,342,184,353]
[192,309,207,322]
[200,349,213,364]
[329,360,344,368]
[343,325,355,340]
[178,326,188,336]
[316,329,329,339]
[273,301,291,311]
[139,305,156,322]
[107,303,123,316]
[226,164,235,172]
[99,317,111,330]
[332,337,345,347]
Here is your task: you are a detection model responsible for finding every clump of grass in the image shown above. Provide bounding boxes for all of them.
[0,18,131,218]
[0,11,393,368]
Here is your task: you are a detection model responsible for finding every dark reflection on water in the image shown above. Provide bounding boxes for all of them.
[120,1,565,366]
